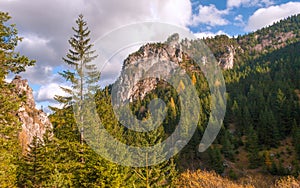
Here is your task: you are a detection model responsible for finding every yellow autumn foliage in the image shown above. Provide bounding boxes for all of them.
[175,170,300,188]
[274,176,300,188]
[177,80,185,92]
[175,170,254,188]
[191,74,197,86]
[170,97,176,110]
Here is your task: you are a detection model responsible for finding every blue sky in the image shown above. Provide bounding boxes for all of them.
[189,0,300,37]
[1,0,300,112]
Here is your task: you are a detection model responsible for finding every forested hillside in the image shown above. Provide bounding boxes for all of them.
[0,11,300,187]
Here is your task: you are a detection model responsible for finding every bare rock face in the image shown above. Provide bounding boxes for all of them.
[218,45,235,70]
[114,34,185,103]
[11,76,52,151]
[114,33,229,103]
[252,31,296,52]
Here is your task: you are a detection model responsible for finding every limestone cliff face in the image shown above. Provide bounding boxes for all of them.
[114,34,186,103]
[218,45,235,70]
[115,33,235,102]
[11,76,52,151]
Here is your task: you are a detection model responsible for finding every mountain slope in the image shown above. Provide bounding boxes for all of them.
[204,14,300,69]
[113,14,300,178]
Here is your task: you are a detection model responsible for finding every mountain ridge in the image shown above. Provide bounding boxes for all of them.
[112,13,300,178]
[116,14,300,102]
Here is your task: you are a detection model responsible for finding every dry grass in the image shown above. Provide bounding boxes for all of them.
[175,170,300,188]
[274,176,300,188]
[175,170,254,188]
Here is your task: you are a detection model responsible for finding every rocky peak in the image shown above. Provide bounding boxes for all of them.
[218,45,235,70]
[12,76,35,108]
[11,76,52,152]
[203,35,240,70]
[115,34,185,103]
[124,34,182,67]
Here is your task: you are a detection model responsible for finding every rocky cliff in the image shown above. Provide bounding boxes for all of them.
[203,35,243,70]
[218,45,235,70]
[11,76,52,152]
[114,34,194,103]
[115,25,298,102]
[114,33,228,103]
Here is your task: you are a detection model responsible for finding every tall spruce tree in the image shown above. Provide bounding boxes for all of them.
[49,14,131,187]
[246,125,261,168]
[258,109,279,148]
[60,14,100,101]
[51,14,100,159]
[17,136,43,187]
[221,131,235,161]
[52,14,100,109]
[208,146,224,174]
[0,11,35,186]
[129,119,177,187]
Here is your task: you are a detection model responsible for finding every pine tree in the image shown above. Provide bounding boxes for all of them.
[208,147,224,174]
[17,130,62,187]
[17,136,44,187]
[49,106,80,142]
[258,109,279,148]
[128,114,178,187]
[59,14,100,105]
[53,14,100,109]
[177,80,185,92]
[275,89,289,137]
[245,125,261,168]
[221,131,235,161]
[51,14,100,161]
[241,106,252,134]
[49,15,132,187]
[0,12,35,78]
[0,11,35,186]
[269,160,278,175]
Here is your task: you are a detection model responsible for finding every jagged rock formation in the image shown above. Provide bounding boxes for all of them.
[11,76,52,152]
[115,14,300,103]
[251,31,296,52]
[218,45,235,70]
[114,33,222,103]
[115,34,186,103]
[204,35,242,70]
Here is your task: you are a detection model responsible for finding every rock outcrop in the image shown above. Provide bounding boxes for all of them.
[218,45,235,70]
[11,76,52,151]
[114,34,187,103]
[114,33,225,103]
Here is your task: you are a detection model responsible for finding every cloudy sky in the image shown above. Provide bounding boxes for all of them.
[1,0,300,112]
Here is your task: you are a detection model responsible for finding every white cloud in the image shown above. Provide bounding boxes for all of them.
[234,15,243,22]
[18,35,57,63]
[227,0,243,8]
[0,0,194,105]
[149,0,192,27]
[227,0,274,8]
[245,2,300,31]
[194,30,230,39]
[17,65,63,86]
[191,4,229,27]
[36,82,69,102]
[0,0,193,74]
[234,14,245,27]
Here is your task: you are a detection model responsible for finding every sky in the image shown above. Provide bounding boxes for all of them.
[1,0,300,113]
